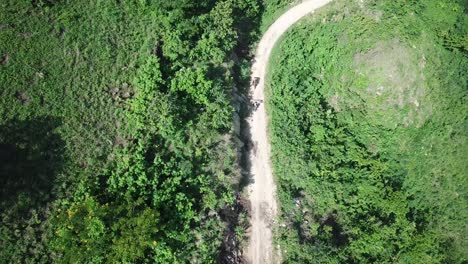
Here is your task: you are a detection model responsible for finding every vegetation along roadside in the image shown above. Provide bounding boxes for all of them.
[267,0,467,263]
[0,0,263,262]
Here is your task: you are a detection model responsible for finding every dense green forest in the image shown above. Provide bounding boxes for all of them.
[0,0,262,262]
[268,0,467,263]
[1,0,467,263]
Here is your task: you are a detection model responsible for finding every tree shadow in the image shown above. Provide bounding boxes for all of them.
[231,3,266,191]
[217,2,265,263]
[0,117,65,215]
[238,109,255,189]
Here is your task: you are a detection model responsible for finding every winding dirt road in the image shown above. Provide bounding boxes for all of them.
[246,0,332,263]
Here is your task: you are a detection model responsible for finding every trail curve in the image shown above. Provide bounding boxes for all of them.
[246,0,333,263]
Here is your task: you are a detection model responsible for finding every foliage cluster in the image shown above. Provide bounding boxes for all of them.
[267,0,467,263]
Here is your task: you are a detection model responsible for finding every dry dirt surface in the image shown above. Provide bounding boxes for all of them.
[246,0,333,263]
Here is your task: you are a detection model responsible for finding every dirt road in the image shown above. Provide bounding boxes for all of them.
[246,0,332,263]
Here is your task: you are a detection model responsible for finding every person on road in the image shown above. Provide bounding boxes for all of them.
[251,77,260,89]
[252,99,263,111]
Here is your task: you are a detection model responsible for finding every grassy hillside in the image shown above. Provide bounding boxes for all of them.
[267,0,467,263]
[0,0,260,262]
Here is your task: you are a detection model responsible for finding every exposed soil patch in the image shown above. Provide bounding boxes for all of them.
[353,39,431,128]
[1,54,9,65]
[15,91,31,105]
